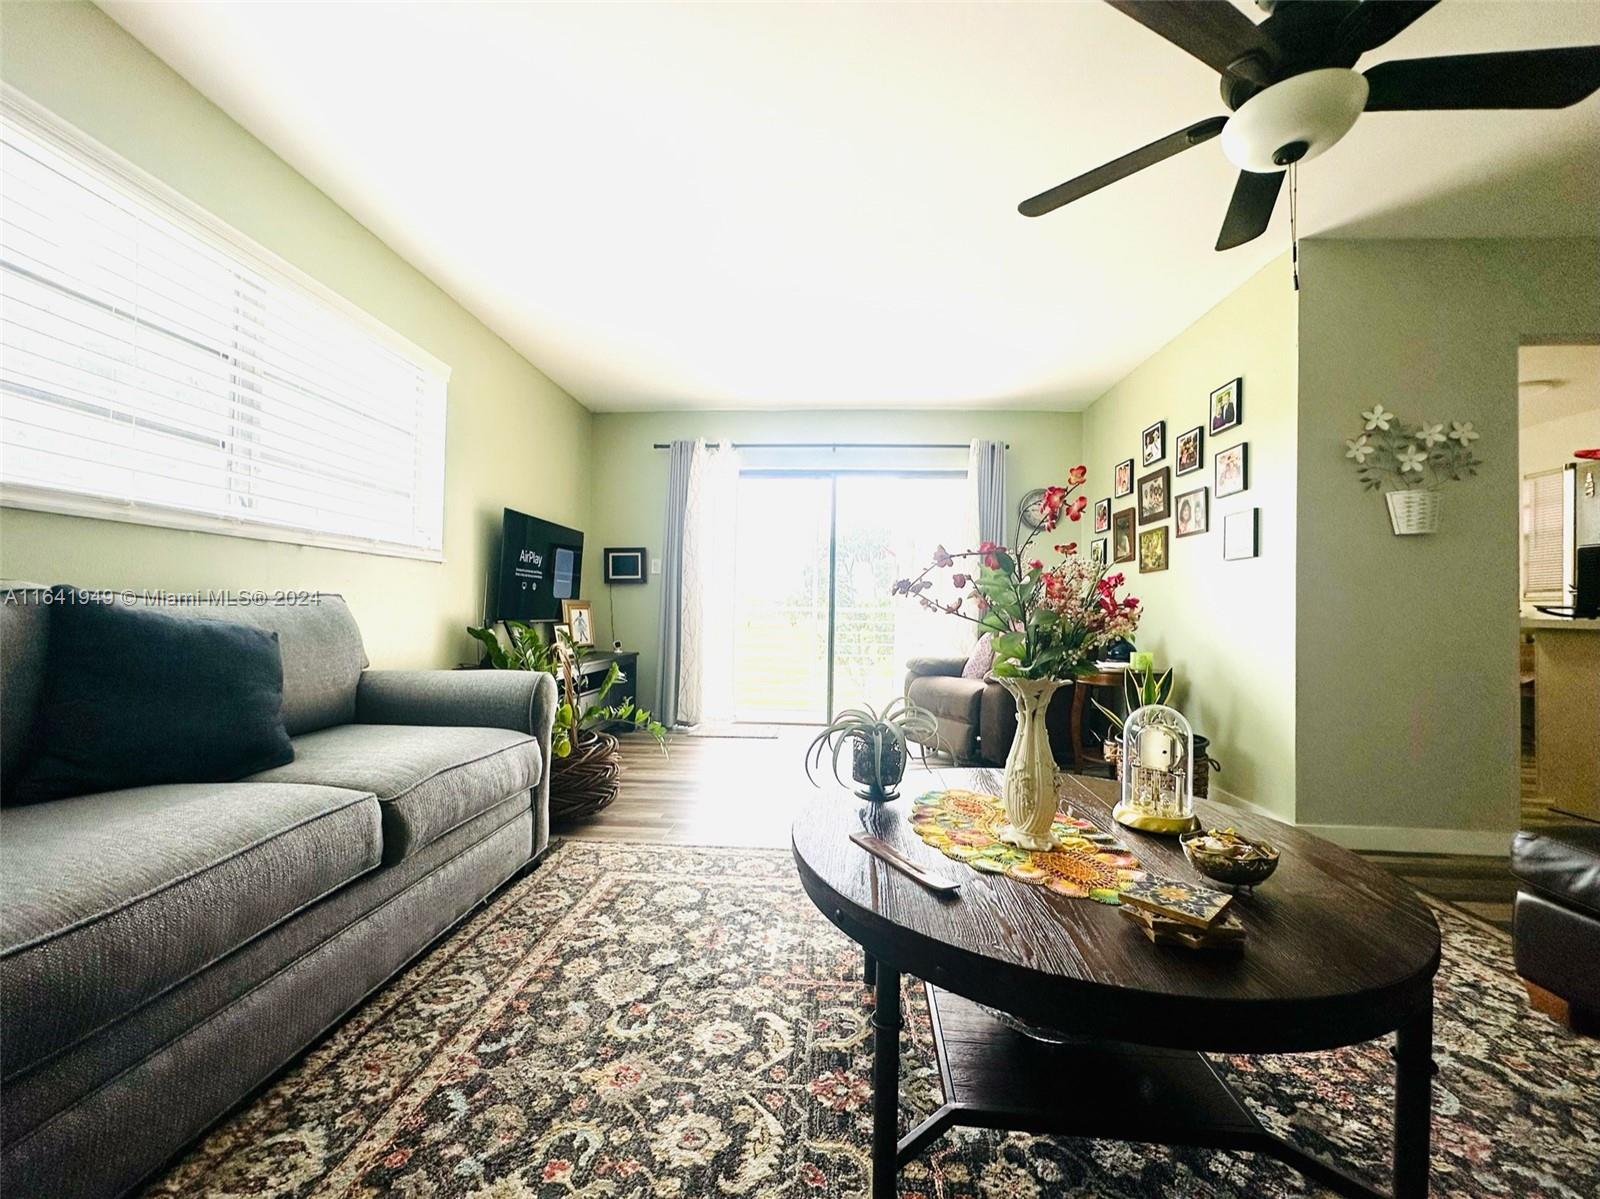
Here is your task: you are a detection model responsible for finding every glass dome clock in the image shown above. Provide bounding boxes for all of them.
[1113,704,1199,835]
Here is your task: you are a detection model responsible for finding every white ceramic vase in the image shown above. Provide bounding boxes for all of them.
[997,675,1064,851]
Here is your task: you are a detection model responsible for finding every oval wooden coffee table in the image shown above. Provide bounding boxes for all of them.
[792,767,1441,1199]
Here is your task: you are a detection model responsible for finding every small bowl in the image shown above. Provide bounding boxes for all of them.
[1181,829,1279,890]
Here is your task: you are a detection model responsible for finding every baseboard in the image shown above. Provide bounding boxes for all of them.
[1299,824,1513,856]
[1206,786,1513,857]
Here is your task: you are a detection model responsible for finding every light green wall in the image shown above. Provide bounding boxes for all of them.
[586,409,1083,704]
[0,1,591,669]
[1296,238,1600,840]
[1083,255,1299,820]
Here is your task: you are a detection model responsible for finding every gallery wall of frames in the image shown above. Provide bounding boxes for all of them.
[1091,375,1259,575]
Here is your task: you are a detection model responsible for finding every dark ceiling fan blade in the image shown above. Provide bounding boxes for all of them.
[1019,116,1227,217]
[1334,1,1439,59]
[1216,169,1284,251]
[1104,1,1279,84]
[1365,46,1600,110]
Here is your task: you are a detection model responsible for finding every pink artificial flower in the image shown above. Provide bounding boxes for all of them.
[931,545,953,567]
[1067,464,1087,486]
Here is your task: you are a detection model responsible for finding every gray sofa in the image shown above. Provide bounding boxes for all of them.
[904,654,1074,766]
[0,589,556,1199]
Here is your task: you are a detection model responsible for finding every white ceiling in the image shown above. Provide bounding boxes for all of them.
[101,1,1600,413]
[1520,344,1600,427]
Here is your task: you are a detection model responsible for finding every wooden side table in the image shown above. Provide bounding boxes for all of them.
[1069,661,1128,772]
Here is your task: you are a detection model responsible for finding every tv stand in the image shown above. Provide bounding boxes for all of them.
[572,649,639,727]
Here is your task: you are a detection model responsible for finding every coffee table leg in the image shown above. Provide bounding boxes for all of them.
[1393,1000,1433,1198]
[864,950,877,987]
[871,964,901,1199]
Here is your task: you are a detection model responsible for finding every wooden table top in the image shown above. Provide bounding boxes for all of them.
[792,766,1440,1054]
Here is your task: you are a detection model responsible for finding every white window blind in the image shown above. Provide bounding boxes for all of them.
[1521,469,1566,599]
[0,92,449,559]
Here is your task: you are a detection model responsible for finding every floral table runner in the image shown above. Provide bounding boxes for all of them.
[909,788,1143,904]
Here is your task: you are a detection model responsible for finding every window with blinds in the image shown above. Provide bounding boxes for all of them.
[0,93,449,559]
[1521,469,1568,599]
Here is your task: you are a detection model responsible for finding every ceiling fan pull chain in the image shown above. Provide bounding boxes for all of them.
[1290,161,1300,292]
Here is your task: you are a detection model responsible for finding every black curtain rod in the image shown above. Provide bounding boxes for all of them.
[650,441,1007,450]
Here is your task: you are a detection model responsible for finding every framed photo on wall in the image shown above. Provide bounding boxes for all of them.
[1141,420,1166,465]
[1210,377,1242,435]
[1176,425,1203,476]
[1114,458,1134,498]
[1094,498,1110,533]
[1137,466,1171,525]
[1224,508,1260,560]
[1112,508,1136,563]
[560,599,595,647]
[1138,526,1169,573]
[1175,487,1209,537]
[603,546,648,584]
[1215,442,1248,498]
[1091,538,1107,568]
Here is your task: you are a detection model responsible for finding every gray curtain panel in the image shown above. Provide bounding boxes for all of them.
[972,438,1007,548]
[655,440,695,726]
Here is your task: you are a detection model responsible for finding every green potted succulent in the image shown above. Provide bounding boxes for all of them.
[466,621,666,820]
[804,698,938,801]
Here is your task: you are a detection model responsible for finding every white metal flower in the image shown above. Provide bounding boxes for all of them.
[1344,435,1375,462]
[1396,444,1428,474]
[1362,404,1394,431]
[1448,421,1479,444]
[1418,422,1446,447]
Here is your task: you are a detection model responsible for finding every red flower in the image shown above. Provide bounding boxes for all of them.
[1054,542,1077,556]
[978,540,1003,569]
[1028,559,1043,571]
[1067,464,1087,486]
[1123,596,1139,609]
[1066,495,1088,521]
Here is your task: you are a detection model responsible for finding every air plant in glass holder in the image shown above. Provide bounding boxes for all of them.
[804,699,939,801]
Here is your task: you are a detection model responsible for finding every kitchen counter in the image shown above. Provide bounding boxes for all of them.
[1521,617,1600,633]
[1524,623,1600,821]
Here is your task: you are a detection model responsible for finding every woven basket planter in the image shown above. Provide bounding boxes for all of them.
[1386,489,1440,535]
[549,730,621,822]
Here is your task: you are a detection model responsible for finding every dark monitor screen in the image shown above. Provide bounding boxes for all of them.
[497,508,584,623]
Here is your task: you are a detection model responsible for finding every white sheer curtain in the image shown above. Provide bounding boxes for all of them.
[675,441,740,726]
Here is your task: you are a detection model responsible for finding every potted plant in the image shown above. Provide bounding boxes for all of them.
[1344,406,1482,535]
[466,621,666,820]
[892,466,1142,849]
[805,698,939,801]
[1089,656,1222,797]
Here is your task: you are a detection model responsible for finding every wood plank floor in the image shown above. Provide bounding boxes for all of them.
[554,728,1553,933]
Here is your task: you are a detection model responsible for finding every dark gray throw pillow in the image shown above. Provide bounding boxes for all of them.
[11,588,295,804]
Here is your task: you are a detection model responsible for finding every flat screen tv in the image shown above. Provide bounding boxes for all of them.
[496,508,583,623]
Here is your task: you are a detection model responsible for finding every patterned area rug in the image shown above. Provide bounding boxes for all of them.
[144,841,1598,1198]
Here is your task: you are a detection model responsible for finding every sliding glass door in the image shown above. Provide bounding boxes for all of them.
[731,470,971,722]
[732,475,832,722]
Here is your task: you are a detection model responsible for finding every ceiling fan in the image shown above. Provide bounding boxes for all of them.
[1020,0,1600,250]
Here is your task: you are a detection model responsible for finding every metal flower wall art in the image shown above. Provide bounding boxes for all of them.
[1344,405,1483,535]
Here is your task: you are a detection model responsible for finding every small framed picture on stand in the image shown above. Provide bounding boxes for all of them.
[561,599,596,646]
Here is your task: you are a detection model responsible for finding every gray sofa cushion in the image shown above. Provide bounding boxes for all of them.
[0,782,381,1081]
[0,589,366,752]
[149,594,367,736]
[248,724,540,863]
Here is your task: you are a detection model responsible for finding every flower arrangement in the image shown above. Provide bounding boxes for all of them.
[891,465,1142,680]
[1344,405,1483,493]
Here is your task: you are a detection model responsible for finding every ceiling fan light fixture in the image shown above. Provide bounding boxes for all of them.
[1221,68,1370,173]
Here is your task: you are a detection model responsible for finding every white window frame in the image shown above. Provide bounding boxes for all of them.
[0,86,451,561]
